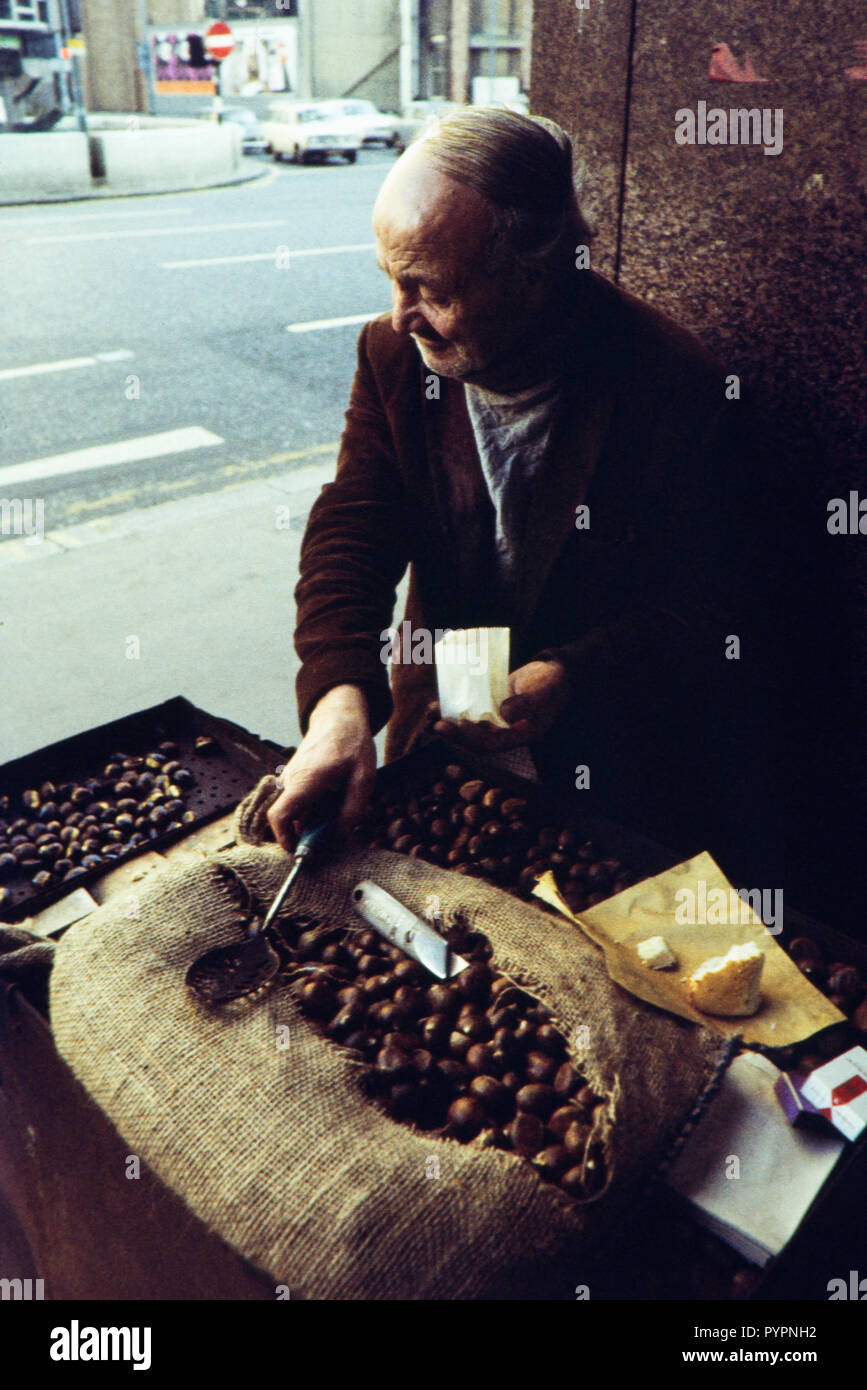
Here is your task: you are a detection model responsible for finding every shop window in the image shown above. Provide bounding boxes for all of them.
[207,1,298,17]
[470,0,520,39]
[470,46,522,81]
[21,29,55,57]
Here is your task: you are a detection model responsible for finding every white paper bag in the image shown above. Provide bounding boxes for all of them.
[434,627,510,727]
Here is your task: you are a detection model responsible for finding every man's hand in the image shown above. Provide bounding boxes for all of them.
[430,659,571,752]
[266,684,377,851]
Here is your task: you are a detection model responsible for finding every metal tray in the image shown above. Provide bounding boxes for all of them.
[372,737,867,1300]
[376,739,867,969]
[0,697,290,923]
[372,735,680,888]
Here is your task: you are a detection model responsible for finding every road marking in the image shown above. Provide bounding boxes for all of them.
[219,441,338,472]
[266,461,334,494]
[287,311,382,333]
[27,220,287,245]
[0,350,134,382]
[0,208,193,228]
[0,444,339,565]
[60,441,339,518]
[0,427,223,488]
[162,240,376,269]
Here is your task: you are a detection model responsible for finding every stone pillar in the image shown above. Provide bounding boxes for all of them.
[531,0,867,932]
[80,0,147,113]
[520,0,533,93]
[450,0,470,103]
[148,0,204,22]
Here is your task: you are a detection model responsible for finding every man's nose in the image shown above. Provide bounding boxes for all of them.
[391,283,424,336]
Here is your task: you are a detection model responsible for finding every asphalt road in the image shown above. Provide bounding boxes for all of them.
[0,150,406,763]
[0,148,395,535]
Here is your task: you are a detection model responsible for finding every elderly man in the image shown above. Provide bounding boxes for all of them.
[268,109,780,879]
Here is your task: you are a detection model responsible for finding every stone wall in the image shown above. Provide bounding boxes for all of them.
[531,0,867,930]
[308,0,401,105]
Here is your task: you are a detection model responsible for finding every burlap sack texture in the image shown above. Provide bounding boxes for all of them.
[50,775,731,1300]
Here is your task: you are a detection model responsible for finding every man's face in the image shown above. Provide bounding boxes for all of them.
[372,143,538,380]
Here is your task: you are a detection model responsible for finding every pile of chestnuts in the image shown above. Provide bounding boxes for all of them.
[358,764,867,1046]
[0,739,207,908]
[785,935,867,1029]
[358,762,633,913]
[282,907,608,1202]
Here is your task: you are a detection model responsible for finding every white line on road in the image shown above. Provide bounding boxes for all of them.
[0,350,134,382]
[0,427,223,488]
[0,208,193,229]
[162,241,376,269]
[287,311,382,333]
[27,220,287,245]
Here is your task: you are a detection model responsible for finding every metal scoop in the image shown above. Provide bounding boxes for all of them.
[185,816,333,1005]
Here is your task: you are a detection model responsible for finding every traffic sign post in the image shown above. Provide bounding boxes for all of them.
[205,22,234,119]
[205,22,235,64]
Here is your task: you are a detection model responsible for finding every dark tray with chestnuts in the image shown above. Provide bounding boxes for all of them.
[355,737,677,917]
[284,902,608,1202]
[357,740,867,1039]
[0,696,289,923]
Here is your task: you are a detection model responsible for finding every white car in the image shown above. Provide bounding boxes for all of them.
[220,107,267,154]
[316,99,399,147]
[390,99,463,153]
[197,106,266,154]
[262,103,360,164]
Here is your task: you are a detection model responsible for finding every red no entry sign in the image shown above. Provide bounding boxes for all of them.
[205,22,234,63]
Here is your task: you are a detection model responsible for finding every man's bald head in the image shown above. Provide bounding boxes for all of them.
[372,110,586,380]
[374,140,495,276]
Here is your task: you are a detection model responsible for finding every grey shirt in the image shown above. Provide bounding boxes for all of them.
[464,375,565,604]
[463,375,565,785]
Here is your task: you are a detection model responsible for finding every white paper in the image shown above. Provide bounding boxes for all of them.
[666,1052,844,1264]
[434,627,510,727]
[25,887,98,938]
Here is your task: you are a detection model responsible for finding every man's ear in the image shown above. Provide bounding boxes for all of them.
[480,228,507,279]
[516,262,554,313]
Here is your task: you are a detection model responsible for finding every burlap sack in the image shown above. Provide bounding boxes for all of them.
[50,777,732,1300]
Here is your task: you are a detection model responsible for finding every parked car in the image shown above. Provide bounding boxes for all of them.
[197,106,267,154]
[219,107,267,154]
[316,98,399,147]
[390,99,463,154]
[262,102,360,164]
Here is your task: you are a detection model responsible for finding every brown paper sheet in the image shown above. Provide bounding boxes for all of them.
[532,851,844,1046]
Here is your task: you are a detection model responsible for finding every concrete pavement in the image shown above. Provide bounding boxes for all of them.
[1,157,403,768]
[1,452,407,765]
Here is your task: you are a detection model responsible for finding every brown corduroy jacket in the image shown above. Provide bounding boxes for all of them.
[294,270,778,870]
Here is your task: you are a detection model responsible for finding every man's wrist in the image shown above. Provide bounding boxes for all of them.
[308,683,371,730]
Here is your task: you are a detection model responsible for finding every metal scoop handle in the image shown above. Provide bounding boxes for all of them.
[260,818,332,935]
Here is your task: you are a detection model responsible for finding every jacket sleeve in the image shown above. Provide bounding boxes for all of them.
[532,392,777,723]
[294,322,411,738]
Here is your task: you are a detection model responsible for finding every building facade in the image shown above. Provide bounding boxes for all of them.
[0,0,74,128]
[417,0,532,104]
[3,0,533,118]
